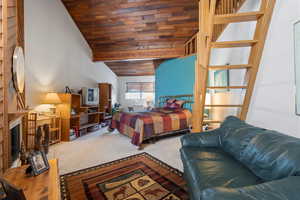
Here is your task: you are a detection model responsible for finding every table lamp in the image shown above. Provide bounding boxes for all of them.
[145,95,153,107]
[43,92,62,114]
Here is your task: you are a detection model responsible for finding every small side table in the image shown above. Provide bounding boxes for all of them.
[4,159,61,200]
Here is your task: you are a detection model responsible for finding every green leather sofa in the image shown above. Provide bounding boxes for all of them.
[180,116,300,200]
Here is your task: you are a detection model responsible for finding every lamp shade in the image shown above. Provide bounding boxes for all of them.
[43,92,62,104]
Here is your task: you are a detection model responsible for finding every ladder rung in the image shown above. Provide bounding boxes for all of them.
[203,120,222,124]
[211,40,258,48]
[214,11,264,24]
[205,105,243,108]
[207,86,247,89]
[208,64,252,70]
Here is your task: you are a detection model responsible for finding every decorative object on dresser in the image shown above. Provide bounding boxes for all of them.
[57,93,103,142]
[34,126,43,151]
[27,151,49,176]
[20,142,28,165]
[42,124,50,153]
[99,83,112,126]
[4,159,61,200]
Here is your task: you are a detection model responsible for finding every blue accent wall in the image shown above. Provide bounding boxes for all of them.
[155,55,196,105]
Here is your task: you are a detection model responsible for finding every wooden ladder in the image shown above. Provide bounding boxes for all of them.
[0,1,4,173]
[192,0,276,132]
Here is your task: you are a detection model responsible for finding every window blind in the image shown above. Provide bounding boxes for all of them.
[126,82,154,93]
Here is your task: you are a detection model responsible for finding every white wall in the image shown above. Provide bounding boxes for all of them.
[24,0,118,110]
[118,76,155,109]
[211,0,300,137]
[247,0,300,137]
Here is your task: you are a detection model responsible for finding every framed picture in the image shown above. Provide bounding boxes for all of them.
[214,69,230,93]
[294,20,300,115]
[0,178,26,200]
[28,151,49,176]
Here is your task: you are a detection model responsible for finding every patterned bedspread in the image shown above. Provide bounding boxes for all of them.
[110,108,192,146]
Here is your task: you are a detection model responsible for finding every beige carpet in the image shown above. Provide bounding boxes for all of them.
[48,128,183,175]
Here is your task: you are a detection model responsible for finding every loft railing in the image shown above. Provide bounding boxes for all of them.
[184,0,246,57]
[184,32,197,56]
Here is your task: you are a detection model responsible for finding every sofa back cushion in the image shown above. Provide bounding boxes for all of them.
[220,116,265,161]
[240,130,300,181]
[220,116,300,181]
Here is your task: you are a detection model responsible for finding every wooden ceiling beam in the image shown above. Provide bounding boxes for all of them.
[94,48,184,62]
[105,60,157,76]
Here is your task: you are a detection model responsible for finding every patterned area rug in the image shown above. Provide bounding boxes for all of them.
[60,153,188,200]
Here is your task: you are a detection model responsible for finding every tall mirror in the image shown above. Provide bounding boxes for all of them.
[295,21,300,115]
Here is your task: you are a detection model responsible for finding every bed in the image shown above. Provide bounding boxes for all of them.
[109,95,193,149]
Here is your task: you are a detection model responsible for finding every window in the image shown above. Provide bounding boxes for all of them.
[125,82,154,100]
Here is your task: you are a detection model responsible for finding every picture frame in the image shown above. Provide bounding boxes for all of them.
[294,20,300,115]
[214,69,230,93]
[27,151,49,176]
[0,178,26,200]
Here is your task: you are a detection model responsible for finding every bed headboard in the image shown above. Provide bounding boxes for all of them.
[158,94,194,110]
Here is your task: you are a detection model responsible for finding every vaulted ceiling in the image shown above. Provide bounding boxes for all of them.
[61,0,198,75]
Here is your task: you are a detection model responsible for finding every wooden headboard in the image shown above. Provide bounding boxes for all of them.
[158,94,194,110]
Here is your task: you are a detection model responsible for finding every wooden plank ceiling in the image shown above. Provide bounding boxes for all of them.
[105,60,155,76]
[61,0,198,76]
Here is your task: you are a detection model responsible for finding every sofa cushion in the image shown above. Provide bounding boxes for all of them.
[239,130,300,181]
[220,116,266,162]
[180,147,262,199]
[200,176,300,200]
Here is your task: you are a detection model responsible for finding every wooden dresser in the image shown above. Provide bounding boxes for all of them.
[99,83,112,123]
[3,159,61,200]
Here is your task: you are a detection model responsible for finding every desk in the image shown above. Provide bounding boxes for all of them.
[4,159,61,200]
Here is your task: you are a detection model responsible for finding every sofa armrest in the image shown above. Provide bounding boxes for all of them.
[181,129,221,148]
[201,176,300,200]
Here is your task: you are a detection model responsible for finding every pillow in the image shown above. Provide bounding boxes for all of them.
[166,98,176,104]
[175,100,185,108]
[239,130,300,181]
[164,99,185,109]
[164,99,176,108]
[168,102,181,109]
[220,116,300,181]
[220,116,265,163]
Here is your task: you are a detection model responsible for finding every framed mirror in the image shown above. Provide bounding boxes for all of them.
[12,46,25,93]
